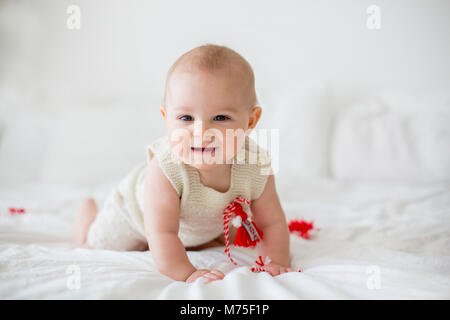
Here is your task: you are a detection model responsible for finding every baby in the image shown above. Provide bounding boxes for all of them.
[73,44,293,283]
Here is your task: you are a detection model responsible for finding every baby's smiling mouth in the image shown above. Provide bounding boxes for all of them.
[191,146,216,153]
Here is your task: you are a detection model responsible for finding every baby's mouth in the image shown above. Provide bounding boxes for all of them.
[191,146,216,153]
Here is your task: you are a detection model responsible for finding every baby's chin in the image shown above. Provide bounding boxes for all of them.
[180,154,234,171]
[183,159,230,171]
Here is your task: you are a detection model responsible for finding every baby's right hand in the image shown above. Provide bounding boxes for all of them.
[185,269,225,284]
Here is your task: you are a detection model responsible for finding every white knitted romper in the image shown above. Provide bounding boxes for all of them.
[86,135,272,251]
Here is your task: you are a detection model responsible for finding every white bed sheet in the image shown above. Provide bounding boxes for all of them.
[0,179,449,299]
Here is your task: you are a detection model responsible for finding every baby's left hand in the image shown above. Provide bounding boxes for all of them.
[263,262,294,277]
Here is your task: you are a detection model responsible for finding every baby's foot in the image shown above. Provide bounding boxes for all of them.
[73,198,98,247]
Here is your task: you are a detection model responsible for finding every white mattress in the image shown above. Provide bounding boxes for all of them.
[0,179,449,299]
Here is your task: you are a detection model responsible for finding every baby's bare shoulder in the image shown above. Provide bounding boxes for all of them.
[144,156,178,196]
[143,156,180,234]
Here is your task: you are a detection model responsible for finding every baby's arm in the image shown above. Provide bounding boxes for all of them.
[143,157,224,283]
[251,174,293,275]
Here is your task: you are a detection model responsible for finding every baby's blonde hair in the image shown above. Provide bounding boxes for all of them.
[163,43,258,109]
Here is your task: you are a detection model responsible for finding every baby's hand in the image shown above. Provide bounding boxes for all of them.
[185,269,225,284]
[263,262,294,277]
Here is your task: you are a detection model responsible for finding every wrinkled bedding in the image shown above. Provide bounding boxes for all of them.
[0,179,449,299]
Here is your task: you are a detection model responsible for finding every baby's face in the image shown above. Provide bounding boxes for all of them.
[161,69,261,171]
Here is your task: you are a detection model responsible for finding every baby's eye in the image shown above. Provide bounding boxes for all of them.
[214,115,229,121]
[179,115,193,121]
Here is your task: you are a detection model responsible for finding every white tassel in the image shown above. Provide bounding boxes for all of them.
[232,216,242,228]
[247,209,253,221]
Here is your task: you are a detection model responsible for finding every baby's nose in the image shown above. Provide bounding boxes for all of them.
[193,120,220,146]
[192,120,215,140]
[193,120,206,136]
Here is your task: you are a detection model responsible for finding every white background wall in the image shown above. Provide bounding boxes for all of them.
[0,0,449,187]
[1,0,449,108]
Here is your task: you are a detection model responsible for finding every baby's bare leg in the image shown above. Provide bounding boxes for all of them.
[73,197,98,248]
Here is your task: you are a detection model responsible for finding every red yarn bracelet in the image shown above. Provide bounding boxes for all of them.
[222,196,303,274]
[223,196,263,266]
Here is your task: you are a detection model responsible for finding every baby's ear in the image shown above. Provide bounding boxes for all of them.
[160,106,166,119]
[248,106,262,129]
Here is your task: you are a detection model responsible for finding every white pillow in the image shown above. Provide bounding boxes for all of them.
[330,91,450,183]
[39,104,166,187]
[0,107,57,187]
[256,84,334,179]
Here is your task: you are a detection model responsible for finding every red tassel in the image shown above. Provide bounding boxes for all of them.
[9,207,26,215]
[234,222,263,247]
[223,196,264,265]
[288,219,317,239]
